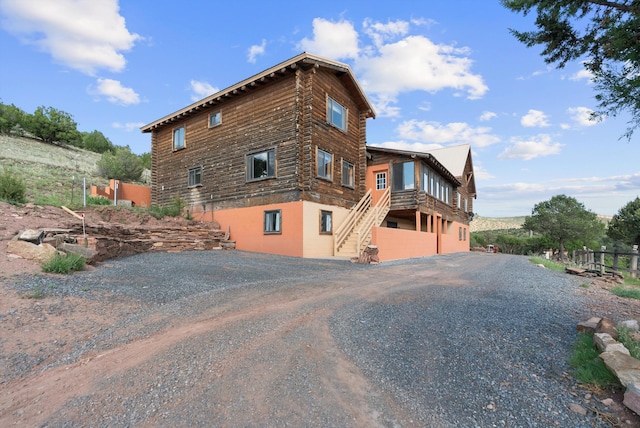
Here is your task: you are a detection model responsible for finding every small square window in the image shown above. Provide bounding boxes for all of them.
[188,166,202,187]
[264,210,281,234]
[246,149,276,181]
[341,160,354,188]
[387,221,398,228]
[327,97,347,131]
[376,172,387,190]
[320,210,332,234]
[209,112,221,128]
[317,148,332,181]
[173,126,185,150]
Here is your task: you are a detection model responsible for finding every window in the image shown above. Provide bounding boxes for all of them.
[376,172,387,190]
[317,149,332,180]
[392,161,415,190]
[246,149,276,181]
[421,165,430,192]
[188,166,202,187]
[464,228,467,241]
[457,191,461,209]
[173,126,185,150]
[342,160,354,188]
[320,210,332,234]
[459,227,463,241]
[327,97,347,131]
[208,111,221,128]
[387,221,398,228]
[264,210,281,234]
[464,198,468,212]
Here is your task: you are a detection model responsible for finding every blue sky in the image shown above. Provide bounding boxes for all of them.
[1,0,639,217]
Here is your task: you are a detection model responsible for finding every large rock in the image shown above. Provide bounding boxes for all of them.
[600,351,640,387]
[597,317,618,339]
[58,242,98,263]
[624,383,640,415]
[19,229,44,244]
[593,333,630,355]
[6,240,56,263]
[577,317,601,334]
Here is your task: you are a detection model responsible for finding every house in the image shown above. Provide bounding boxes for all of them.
[141,52,475,261]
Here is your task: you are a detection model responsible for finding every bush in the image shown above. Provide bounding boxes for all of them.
[87,195,111,206]
[148,198,185,219]
[0,168,27,204]
[42,253,86,274]
[96,146,144,182]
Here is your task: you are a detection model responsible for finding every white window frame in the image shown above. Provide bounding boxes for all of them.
[173,126,185,151]
[188,166,202,187]
[246,148,276,181]
[264,210,281,234]
[376,172,387,190]
[317,148,333,181]
[327,97,347,132]
[208,111,222,128]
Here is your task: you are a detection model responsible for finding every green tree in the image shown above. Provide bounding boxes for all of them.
[139,152,151,170]
[0,102,25,134]
[607,197,640,246]
[502,0,640,139]
[23,106,82,146]
[82,130,114,153]
[523,194,605,259]
[96,146,144,181]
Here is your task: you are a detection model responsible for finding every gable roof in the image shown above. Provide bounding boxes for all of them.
[141,52,375,133]
[425,144,475,195]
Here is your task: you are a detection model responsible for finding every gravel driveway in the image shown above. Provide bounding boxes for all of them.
[0,251,618,427]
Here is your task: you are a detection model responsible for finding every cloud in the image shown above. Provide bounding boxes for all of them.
[91,78,140,105]
[297,18,359,60]
[363,18,409,48]
[396,119,500,147]
[567,106,599,127]
[0,0,140,75]
[248,39,266,63]
[520,109,550,128]
[370,141,443,153]
[498,134,562,160]
[190,80,219,102]
[569,68,594,82]
[113,121,145,132]
[479,111,497,122]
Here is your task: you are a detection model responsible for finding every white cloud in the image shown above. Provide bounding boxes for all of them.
[112,121,145,132]
[248,39,266,63]
[363,18,409,48]
[91,78,140,105]
[569,68,594,82]
[498,134,562,160]
[0,0,140,75]
[297,18,359,60]
[567,106,599,127]
[479,111,497,122]
[520,109,550,128]
[473,162,495,181]
[370,141,443,153]
[396,119,500,147]
[190,80,219,102]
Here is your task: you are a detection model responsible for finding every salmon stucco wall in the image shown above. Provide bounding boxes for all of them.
[440,222,470,253]
[213,201,305,257]
[371,227,437,262]
[301,202,349,258]
[91,180,151,207]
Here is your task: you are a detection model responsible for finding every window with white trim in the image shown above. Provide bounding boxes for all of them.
[341,160,354,188]
[376,172,387,190]
[173,126,185,150]
[317,148,332,180]
[188,166,202,187]
[208,111,221,128]
[327,97,347,131]
[264,210,281,234]
[246,149,276,181]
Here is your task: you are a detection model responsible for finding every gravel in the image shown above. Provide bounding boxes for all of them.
[3,251,620,427]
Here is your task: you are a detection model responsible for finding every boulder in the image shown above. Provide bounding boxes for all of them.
[624,383,640,416]
[19,229,44,244]
[621,320,640,331]
[58,242,98,263]
[600,351,640,387]
[6,240,56,264]
[597,317,618,339]
[593,333,630,355]
[577,317,601,334]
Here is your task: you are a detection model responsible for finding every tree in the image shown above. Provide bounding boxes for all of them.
[607,197,640,246]
[502,0,640,139]
[23,106,82,146]
[96,146,144,182]
[523,194,605,259]
[0,101,25,134]
[82,130,114,153]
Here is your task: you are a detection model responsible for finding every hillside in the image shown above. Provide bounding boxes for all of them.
[470,215,525,232]
[0,134,109,205]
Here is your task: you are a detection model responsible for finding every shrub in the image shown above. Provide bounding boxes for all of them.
[148,198,185,219]
[87,195,111,206]
[0,168,27,204]
[42,253,86,274]
[96,146,144,182]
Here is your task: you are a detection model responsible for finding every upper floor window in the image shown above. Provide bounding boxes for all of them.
[317,148,333,181]
[421,165,430,193]
[246,149,276,181]
[376,172,387,190]
[264,210,281,234]
[188,166,202,187]
[327,97,347,131]
[392,161,415,190]
[209,111,222,128]
[173,126,185,150]
[341,160,354,188]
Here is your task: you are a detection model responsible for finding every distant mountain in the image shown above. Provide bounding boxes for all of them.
[470,216,525,232]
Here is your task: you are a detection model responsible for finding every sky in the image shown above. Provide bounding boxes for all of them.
[1,0,639,218]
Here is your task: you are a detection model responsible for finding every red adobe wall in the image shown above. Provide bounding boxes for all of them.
[91,180,151,207]
[440,222,471,253]
[371,227,437,262]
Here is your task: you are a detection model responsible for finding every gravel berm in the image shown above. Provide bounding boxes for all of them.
[1,251,618,427]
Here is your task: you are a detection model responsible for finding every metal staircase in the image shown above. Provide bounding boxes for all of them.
[334,187,390,257]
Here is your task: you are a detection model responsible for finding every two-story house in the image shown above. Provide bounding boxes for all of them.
[142,52,475,261]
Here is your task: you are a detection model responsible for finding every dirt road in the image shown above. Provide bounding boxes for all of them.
[0,251,632,427]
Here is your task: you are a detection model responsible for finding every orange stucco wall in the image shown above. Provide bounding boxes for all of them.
[91,180,151,207]
[371,227,437,262]
[441,222,471,253]
[366,164,389,205]
[212,201,305,257]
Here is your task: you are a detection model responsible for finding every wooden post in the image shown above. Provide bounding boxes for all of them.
[631,245,638,279]
[600,247,606,274]
[613,252,619,272]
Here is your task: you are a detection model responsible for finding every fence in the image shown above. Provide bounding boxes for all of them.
[572,246,639,278]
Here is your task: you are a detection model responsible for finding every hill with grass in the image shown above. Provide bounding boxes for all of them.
[470,215,525,232]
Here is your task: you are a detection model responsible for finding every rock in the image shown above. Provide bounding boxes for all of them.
[593,333,630,355]
[577,317,601,334]
[621,320,640,331]
[600,351,640,387]
[19,229,44,244]
[601,398,614,407]
[6,240,56,264]
[569,403,587,415]
[597,317,618,339]
[58,243,98,263]
[624,383,640,416]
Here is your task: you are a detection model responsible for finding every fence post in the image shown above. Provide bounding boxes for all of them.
[632,245,639,279]
[613,252,619,272]
[600,246,606,274]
